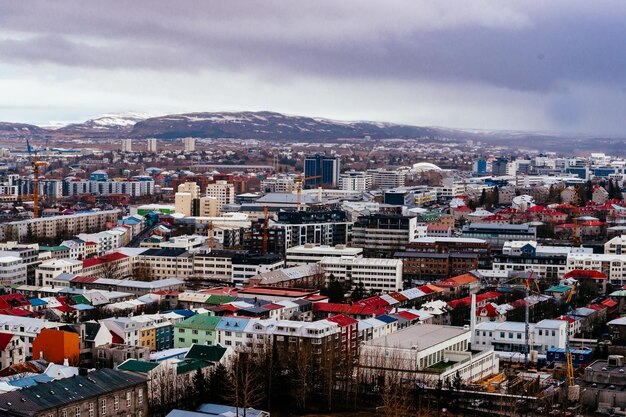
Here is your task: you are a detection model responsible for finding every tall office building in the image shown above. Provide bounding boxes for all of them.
[146,138,157,153]
[473,159,487,175]
[121,139,132,153]
[491,158,509,176]
[183,137,196,152]
[304,154,340,187]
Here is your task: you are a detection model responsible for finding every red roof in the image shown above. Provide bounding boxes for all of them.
[359,296,390,309]
[448,291,502,309]
[70,276,99,283]
[0,293,28,307]
[110,331,123,344]
[395,311,419,321]
[0,333,14,350]
[601,299,618,308]
[477,303,499,317]
[527,205,548,213]
[454,206,472,212]
[327,314,358,327]
[587,303,607,312]
[388,292,408,303]
[313,302,390,317]
[262,303,284,311]
[483,214,508,221]
[0,308,33,317]
[304,295,328,302]
[564,270,607,279]
[82,252,128,268]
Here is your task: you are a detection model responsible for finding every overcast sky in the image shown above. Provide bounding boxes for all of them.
[1,1,626,135]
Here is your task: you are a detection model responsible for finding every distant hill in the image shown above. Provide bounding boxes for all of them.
[129,111,445,141]
[0,122,46,137]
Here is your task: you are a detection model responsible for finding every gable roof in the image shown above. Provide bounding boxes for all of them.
[185,344,228,363]
[117,359,160,374]
[0,369,145,416]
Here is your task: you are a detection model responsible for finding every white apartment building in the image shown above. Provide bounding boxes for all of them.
[285,244,363,267]
[605,235,626,255]
[206,181,235,214]
[0,209,122,241]
[135,248,194,280]
[232,258,284,286]
[121,138,132,152]
[77,227,131,256]
[160,235,208,251]
[0,256,27,286]
[474,319,567,354]
[338,171,370,192]
[35,258,83,287]
[146,138,157,152]
[192,252,234,281]
[319,255,403,292]
[566,253,626,286]
[0,316,59,357]
[261,177,297,193]
[183,137,196,152]
[366,169,406,190]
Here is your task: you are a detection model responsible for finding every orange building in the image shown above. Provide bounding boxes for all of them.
[32,329,80,365]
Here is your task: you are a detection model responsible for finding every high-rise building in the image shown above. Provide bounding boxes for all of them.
[175,182,200,217]
[491,158,508,176]
[121,139,132,152]
[206,180,235,214]
[183,137,196,152]
[146,138,157,152]
[473,159,487,175]
[304,154,340,187]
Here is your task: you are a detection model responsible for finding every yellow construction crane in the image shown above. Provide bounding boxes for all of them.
[295,175,321,210]
[565,282,578,388]
[25,138,48,219]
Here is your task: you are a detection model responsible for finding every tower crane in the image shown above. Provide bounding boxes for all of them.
[295,175,321,211]
[24,137,48,219]
[564,282,578,389]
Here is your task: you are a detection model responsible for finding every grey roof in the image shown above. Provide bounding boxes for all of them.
[0,369,146,416]
[363,324,468,351]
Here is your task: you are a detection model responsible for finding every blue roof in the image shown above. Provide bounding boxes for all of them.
[164,309,196,318]
[375,315,398,324]
[72,304,95,311]
[216,317,250,331]
[9,374,54,388]
[28,298,48,307]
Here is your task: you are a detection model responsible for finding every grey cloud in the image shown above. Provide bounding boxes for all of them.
[1,1,626,93]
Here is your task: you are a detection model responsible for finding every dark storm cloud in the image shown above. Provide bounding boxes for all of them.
[1,1,626,93]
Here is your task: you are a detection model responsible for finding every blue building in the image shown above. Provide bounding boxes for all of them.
[546,347,593,366]
[304,154,340,187]
[474,159,487,175]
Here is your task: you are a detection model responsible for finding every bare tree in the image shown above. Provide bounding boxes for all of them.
[226,345,266,417]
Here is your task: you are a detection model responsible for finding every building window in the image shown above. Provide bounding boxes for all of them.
[115,396,119,411]
[126,392,132,408]
[101,399,106,415]
[75,407,80,417]
[89,403,94,417]
[138,388,143,404]
[63,410,68,417]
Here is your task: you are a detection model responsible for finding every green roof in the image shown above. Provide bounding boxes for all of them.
[185,344,227,363]
[71,295,91,305]
[40,245,70,252]
[609,290,626,297]
[175,313,221,331]
[205,295,236,305]
[117,359,159,374]
[545,285,572,293]
[176,359,212,375]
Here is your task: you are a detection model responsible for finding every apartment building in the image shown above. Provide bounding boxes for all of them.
[274,210,351,249]
[174,313,221,348]
[0,255,28,286]
[0,209,122,241]
[566,253,626,286]
[285,244,363,267]
[0,316,59,358]
[394,251,479,282]
[319,255,403,292]
[474,319,567,353]
[352,214,422,258]
[366,168,406,189]
[605,235,626,254]
[135,248,194,280]
[461,223,537,249]
[206,180,235,214]
[35,258,83,287]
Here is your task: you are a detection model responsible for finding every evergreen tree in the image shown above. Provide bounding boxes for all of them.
[322,274,345,303]
[207,363,229,404]
[193,368,208,407]
[351,280,366,302]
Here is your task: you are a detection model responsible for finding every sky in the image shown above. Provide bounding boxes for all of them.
[1,1,626,135]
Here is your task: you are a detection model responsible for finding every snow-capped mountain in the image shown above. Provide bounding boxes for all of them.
[57,112,152,134]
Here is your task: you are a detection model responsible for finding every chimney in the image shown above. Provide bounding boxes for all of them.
[470,293,477,348]
[39,351,44,360]
[63,358,69,366]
